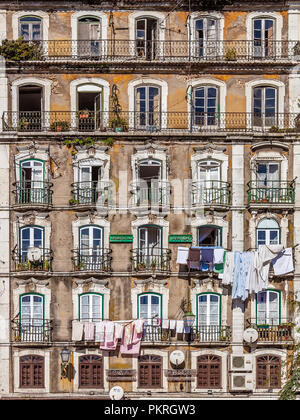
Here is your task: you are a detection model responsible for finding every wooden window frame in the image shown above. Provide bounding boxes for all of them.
[196,354,222,389]
[138,354,162,389]
[256,354,281,389]
[19,355,45,388]
[79,355,104,389]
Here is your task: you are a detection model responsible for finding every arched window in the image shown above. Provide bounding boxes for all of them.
[79,293,103,322]
[79,355,104,388]
[19,16,42,41]
[192,85,219,128]
[197,225,222,246]
[197,293,221,326]
[135,85,161,130]
[20,355,44,388]
[138,293,161,324]
[256,218,280,247]
[197,355,221,388]
[19,226,44,260]
[137,225,162,269]
[194,17,218,58]
[78,16,101,57]
[77,83,103,131]
[253,18,275,58]
[78,225,104,271]
[253,86,277,128]
[135,17,158,60]
[257,290,280,325]
[138,355,162,388]
[256,355,281,389]
[19,159,46,204]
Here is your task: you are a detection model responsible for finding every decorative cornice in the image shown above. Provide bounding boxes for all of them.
[251,141,290,152]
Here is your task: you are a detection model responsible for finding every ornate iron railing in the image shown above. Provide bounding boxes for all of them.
[246,318,294,342]
[13,181,53,205]
[72,248,112,272]
[71,181,112,206]
[247,180,295,204]
[130,180,170,208]
[3,111,300,134]
[192,180,231,206]
[13,248,53,272]
[131,248,171,272]
[9,39,300,62]
[12,318,53,342]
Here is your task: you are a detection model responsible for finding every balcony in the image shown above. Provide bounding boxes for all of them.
[191,180,230,209]
[247,181,295,207]
[130,180,170,213]
[142,321,231,344]
[246,319,294,344]
[131,248,171,274]
[72,248,112,274]
[71,181,112,208]
[8,39,300,63]
[3,111,300,136]
[13,181,53,208]
[13,248,53,273]
[11,318,53,343]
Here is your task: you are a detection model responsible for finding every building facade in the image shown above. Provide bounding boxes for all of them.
[0,0,299,399]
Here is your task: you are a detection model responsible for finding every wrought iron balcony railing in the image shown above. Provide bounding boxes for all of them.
[71,181,112,206]
[8,39,300,62]
[12,318,53,342]
[131,248,171,273]
[246,318,294,343]
[3,111,300,134]
[13,181,53,206]
[72,248,112,273]
[247,180,295,205]
[130,180,170,208]
[13,248,53,272]
[191,180,231,207]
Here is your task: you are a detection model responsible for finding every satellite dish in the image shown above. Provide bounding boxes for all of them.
[109,386,124,400]
[170,350,185,366]
[243,328,259,344]
[27,247,42,262]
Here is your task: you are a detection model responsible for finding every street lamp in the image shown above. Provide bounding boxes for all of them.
[60,347,71,379]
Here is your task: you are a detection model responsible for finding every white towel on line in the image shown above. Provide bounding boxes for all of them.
[176,320,184,333]
[169,320,176,330]
[272,248,294,276]
[176,247,189,265]
[72,320,84,341]
[214,248,225,264]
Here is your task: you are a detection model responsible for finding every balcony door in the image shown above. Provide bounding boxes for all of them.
[79,164,102,204]
[79,226,103,270]
[18,85,43,131]
[196,160,221,204]
[136,17,158,60]
[257,290,280,326]
[19,226,44,263]
[138,293,161,326]
[138,225,162,268]
[137,159,162,206]
[78,16,101,57]
[20,294,44,340]
[194,17,218,58]
[192,86,219,128]
[253,18,275,58]
[79,293,103,322]
[20,160,44,203]
[77,84,102,130]
[19,16,42,41]
[253,86,277,129]
[198,293,220,341]
[256,162,279,188]
[135,85,160,131]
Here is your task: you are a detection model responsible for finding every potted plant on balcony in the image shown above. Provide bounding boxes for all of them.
[161,331,168,342]
[75,261,85,271]
[78,109,90,119]
[137,262,146,271]
[150,261,157,271]
[110,116,128,132]
[225,47,237,61]
[50,121,70,132]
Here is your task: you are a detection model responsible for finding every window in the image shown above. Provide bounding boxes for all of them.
[197,293,220,326]
[79,293,103,322]
[19,226,44,260]
[20,355,44,388]
[138,225,162,268]
[77,84,102,131]
[19,16,42,41]
[197,355,221,389]
[253,18,275,58]
[194,17,218,57]
[135,85,161,130]
[135,18,158,60]
[77,163,103,204]
[257,290,280,325]
[138,293,161,324]
[79,355,104,388]
[78,225,103,270]
[192,86,219,127]
[256,355,281,389]
[256,162,279,187]
[19,160,46,204]
[136,159,162,206]
[256,218,280,247]
[197,226,221,246]
[138,355,162,388]
[253,86,277,128]
[78,16,101,57]
[198,160,220,183]
[20,294,44,341]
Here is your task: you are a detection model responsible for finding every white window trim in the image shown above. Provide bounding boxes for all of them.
[14,145,49,182]
[73,147,110,183]
[245,79,285,129]
[131,282,169,321]
[249,213,288,249]
[13,348,51,393]
[132,349,168,393]
[191,148,228,182]
[14,214,51,251]
[250,285,287,320]
[71,11,108,58]
[72,214,110,249]
[188,12,224,57]
[191,214,228,249]
[131,216,169,250]
[72,281,110,322]
[187,78,226,129]
[256,289,280,323]
[250,150,288,183]
[13,281,51,322]
[128,78,168,129]
[246,12,283,43]
[73,348,109,393]
[191,349,227,393]
[252,348,287,393]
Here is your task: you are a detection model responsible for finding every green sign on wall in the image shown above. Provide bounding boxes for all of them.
[168,234,192,243]
[109,234,133,243]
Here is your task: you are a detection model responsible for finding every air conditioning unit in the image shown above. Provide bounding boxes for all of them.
[230,373,253,392]
[229,355,253,372]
